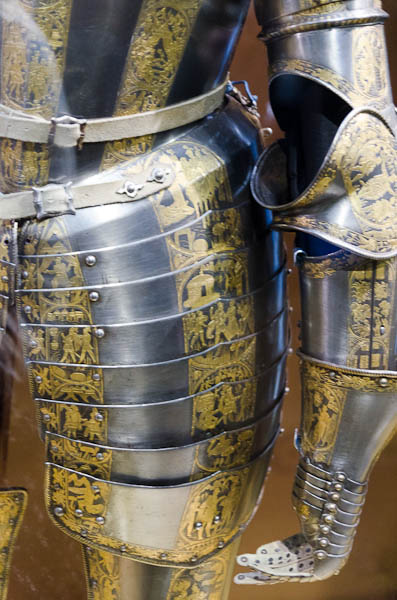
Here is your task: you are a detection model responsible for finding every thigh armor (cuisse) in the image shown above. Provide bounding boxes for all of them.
[0,1,287,598]
[236,0,397,586]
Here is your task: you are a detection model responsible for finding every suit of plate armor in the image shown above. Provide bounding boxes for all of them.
[0,0,393,598]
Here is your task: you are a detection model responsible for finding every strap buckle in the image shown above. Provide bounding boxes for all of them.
[33,182,76,221]
[49,115,87,149]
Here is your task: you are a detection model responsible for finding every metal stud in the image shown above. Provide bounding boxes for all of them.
[42,413,51,422]
[54,506,64,516]
[91,579,98,589]
[96,516,105,525]
[318,538,329,548]
[1,275,8,283]
[194,522,203,530]
[75,509,83,517]
[35,375,42,384]
[288,347,294,355]
[325,502,337,513]
[330,492,340,502]
[85,255,97,267]
[92,485,100,493]
[285,386,290,394]
[51,444,58,453]
[22,271,29,279]
[323,514,334,524]
[314,550,326,561]
[24,305,32,314]
[190,556,198,564]
[379,377,388,388]
[334,483,343,492]
[120,545,127,553]
[380,326,385,335]
[320,525,330,535]
[329,371,337,380]
[336,474,346,483]
[89,291,100,302]
[218,541,225,549]
[81,530,88,537]
[160,553,167,560]
[92,373,100,381]
[95,413,104,422]
[95,328,105,339]
[213,515,221,523]
[96,452,104,461]
[30,339,37,348]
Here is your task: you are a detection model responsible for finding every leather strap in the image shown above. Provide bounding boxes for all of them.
[0,163,175,220]
[0,80,227,148]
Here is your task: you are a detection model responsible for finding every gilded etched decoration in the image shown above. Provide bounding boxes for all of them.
[166,542,237,600]
[0,490,28,600]
[272,111,397,256]
[83,548,121,600]
[347,260,396,370]
[194,429,255,473]
[101,0,202,168]
[300,251,359,280]
[32,364,103,404]
[0,0,72,191]
[37,401,108,444]
[47,435,112,481]
[300,364,347,464]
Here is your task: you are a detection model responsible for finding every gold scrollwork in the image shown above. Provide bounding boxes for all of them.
[83,547,121,600]
[32,364,103,404]
[47,436,112,481]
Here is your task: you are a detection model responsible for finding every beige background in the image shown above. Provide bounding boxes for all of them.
[2,3,397,598]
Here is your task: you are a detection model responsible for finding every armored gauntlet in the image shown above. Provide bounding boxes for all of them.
[236,0,397,585]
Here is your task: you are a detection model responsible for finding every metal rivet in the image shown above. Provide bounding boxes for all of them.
[323,514,334,524]
[288,347,294,355]
[330,493,340,502]
[213,515,221,523]
[160,552,167,560]
[81,530,88,537]
[120,545,127,553]
[1,275,8,283]
[380,326,385,335]
[95,328,105,339]
[24,305,32,314]
[194,522,203,529]
[75,509,83,517]
[96,452,104,461]
[285,386,290,394]
[318,538,329,548]
[336,474,346,483]
[190,556,198,564]
[30,339,37,348]
[85,255,97,267]
[54,506,64,516]
[92,485,100,493]
[325,502,337,513]
[240,556,248,563]
[89,291,100,302]
[22,270,29,279]
[280,428,285,434]
[43,413,51,422]
[91,579,98,589]
[95,413,104,422]
[96,516,105,525]
[51,444,58,453]
[334,483,343,492]
[379,377,388,388]
[315,550,326,561]
[329,371,337,380]
[320,525,330,535]
[35,375,42,383]
[152,168,165,183]
[218,541,225,549]
[92,373,100,381]
[8,519,15,525]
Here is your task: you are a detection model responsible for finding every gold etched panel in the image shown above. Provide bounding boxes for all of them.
[83,547,121,600]
[32,364,103,403]
[47,436,112,481]
[300,362,347,465]
[166,540,238,600]
[194,429,255,474]
[347,259,396,370]
[0,0,73,191]
[101,0,201,168]
[0,489,28,600]
[38,402,108,444]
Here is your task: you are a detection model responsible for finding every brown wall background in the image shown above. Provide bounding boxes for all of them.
[3,3,397,599]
